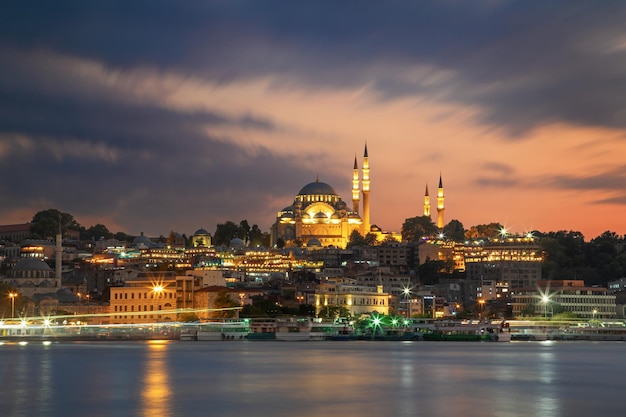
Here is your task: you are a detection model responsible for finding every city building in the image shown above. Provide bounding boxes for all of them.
[464,234,543,305]
[314,277,390,317]
[109,272,178,324]
[511,280,616,319]
[191,228,212,247]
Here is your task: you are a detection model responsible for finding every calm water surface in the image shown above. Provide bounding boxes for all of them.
[0,340,623,417]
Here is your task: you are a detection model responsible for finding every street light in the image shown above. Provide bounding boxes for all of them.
[478,299,485,319]
[402,285,413,318]
[8,292,18,320]
[540,295,554,319]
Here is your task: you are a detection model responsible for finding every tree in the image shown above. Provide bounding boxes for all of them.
[249,224,270,247]
[443,219,465,241]
[178,312,200,322]
[114,232,132,243]
[464,223,503,239]
[320,306,351,319]
[347,230,378,248]
[418,259,454,285]
[347,230,367,248]
[83,224,113,241]
[401,216,437,242]
[210,290,241,318]
[239,220,251,242]
[380,234,400,246]
[31,209,82,239]
[213,221,241,246]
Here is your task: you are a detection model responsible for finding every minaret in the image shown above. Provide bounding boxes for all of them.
[352,155,360,214]
[423,183,431,217]
[437,173,445,229]
[55,219,63,288]
[361,143,370,234]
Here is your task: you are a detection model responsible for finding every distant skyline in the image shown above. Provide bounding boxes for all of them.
[1,1,626,240]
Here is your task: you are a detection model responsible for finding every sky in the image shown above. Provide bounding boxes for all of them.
[1,1,626,240]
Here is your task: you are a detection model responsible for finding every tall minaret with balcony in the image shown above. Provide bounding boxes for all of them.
[352,155,360,214]
[423,183,431,217]
[437,173,445,229]
[361,143,370,234]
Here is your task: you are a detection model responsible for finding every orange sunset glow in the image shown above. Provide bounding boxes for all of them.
[1,2,625,240]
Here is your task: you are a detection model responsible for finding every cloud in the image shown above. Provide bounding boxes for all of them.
[547,165,626,191]
[595,195,626,205]
[0,48,346,234]
[482,162,514,175]
[3,2,626,134]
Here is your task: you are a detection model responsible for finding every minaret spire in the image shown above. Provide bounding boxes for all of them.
[424,183,431,217]
[55,215,63,289]
[437,173,445,229]
[352,155,360,214]
[361,143,370,234]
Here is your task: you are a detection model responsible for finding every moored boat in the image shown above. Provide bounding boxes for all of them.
[246,318,278,340]
[310,320,355,341]
[275,317,312,341]
[421,320,511,342]
[179,319,250,341]
[197,319,250,341]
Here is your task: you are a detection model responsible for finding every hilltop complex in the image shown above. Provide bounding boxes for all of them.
[270,144,403,249]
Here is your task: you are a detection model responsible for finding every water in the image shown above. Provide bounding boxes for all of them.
[1,340,623,417]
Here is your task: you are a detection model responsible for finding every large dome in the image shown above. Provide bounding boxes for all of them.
[13,258,51,271]
[298,180,337,196]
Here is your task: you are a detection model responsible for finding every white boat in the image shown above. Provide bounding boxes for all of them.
[310,321,355,341]
[246,318,277,340]
[180,328,198,341]
[275,317,313,341]
[421,320,512,342]
[180,320,250,341]
[559,324,626,341]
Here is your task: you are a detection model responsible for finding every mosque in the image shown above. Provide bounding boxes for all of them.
[271,144,439,249]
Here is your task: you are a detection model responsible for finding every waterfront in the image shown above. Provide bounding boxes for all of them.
[1,341,624,417]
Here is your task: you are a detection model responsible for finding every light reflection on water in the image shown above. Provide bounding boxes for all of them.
[141,341,171,417]
[0,341,624,417]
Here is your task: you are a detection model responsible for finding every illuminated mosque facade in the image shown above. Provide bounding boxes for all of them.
[271,144,373,249]
[271,144,440,249]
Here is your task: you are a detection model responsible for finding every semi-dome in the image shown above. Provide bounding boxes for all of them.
[307,238,322,248]
[298,180,337,196]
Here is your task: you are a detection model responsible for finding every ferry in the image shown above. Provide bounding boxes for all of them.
[558,322,626,341]
[180,319,250,341]
[275,317,313,341]
[246,318,278,340]
[310,320,355,341]
[420,320,511,342]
